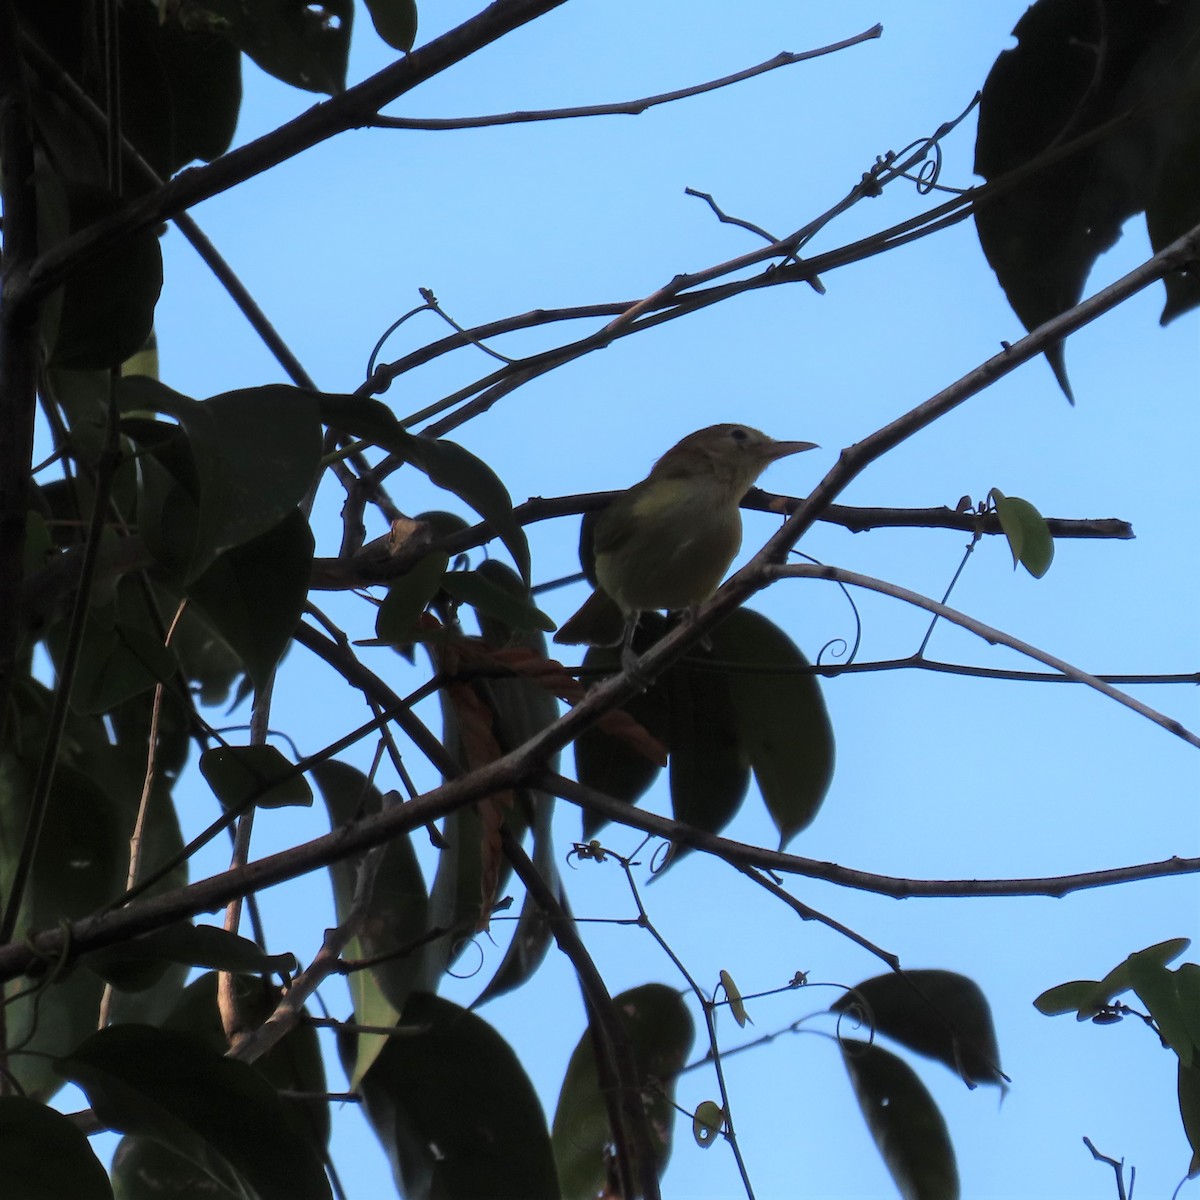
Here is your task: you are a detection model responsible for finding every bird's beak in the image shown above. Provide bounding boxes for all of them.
[765,439,819,461]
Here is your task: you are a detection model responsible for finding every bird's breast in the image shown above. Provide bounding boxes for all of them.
[594,480,744,614]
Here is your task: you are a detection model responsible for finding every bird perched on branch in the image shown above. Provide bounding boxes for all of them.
[554,423,817,671]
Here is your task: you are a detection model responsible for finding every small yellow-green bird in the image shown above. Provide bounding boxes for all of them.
[554,423,817,670]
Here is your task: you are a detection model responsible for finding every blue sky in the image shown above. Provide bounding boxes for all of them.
[71,2,1200,1196]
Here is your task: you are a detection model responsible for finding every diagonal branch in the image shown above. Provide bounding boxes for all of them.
[771,562,1200,748]
[368,27,881,130]
[12,0,572,314]
[613,215,1200,691]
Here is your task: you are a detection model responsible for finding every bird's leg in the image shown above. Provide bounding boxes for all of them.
[683,606,714,653]
[618,614,650,690]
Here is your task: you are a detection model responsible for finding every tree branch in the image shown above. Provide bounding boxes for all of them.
[368,27,881,130]
[615,215,1200,690]
[11,0,572,314]
[0,0,41,753]
[771,562,1200,748]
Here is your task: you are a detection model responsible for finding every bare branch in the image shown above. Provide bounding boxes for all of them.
[368,28,882,131]
[614,215,1200,693]
[13,0,574,313]
[772,562,1200,749]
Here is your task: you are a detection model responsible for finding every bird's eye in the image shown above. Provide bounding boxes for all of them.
[729,427,748,442]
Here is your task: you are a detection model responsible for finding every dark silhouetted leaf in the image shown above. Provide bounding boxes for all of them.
[712,608,834,847]
[122,380,322,583]
[576,670,668,832]
[376,553,449,645]
[1180,1062,1200,1177]
[553,983,694,1200]
[0,1096,112,1200]
[58,1025,332,1200]
[442,569,556,633]
[81,923,296,992]
[665,647,749,857]
[199,744,312,811]
[324,397,532,584]
[363,0,418,51]
[840,1039,959,1200]
[45,608,176,716]
[186,508,314,691]
[112,1134,239,1199]
[0,756,125,1101]
[161,973,330,1150]
[349,992,560,1200]
[991,489,1055,578]
[112,2,242,175]
[48,185,162,370]
[974,0,1200,397]
[182,0,352,94]
[833,970,1005,1088]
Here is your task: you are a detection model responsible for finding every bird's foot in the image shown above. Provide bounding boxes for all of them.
[619,643,651,692]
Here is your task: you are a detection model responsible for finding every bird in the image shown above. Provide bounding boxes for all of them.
[554,423,817,672]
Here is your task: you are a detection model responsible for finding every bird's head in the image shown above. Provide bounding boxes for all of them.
[650,423,818,491]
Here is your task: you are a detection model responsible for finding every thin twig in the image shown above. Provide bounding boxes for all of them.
[503,829,661,1200]
[772,562,1200,749]
[368,30,882,130]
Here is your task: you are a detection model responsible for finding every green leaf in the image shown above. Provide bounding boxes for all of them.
[1032,979,1102,1016]
[991,490,1054,578]
[442,569,557,633]
[552,983,694,1200]
[375,553,449,646]
[186,508,315,692]
[692,1101,724,1148]
[58,1025,331,1200]
[182,0,352,95]
[832,970,1005,1088]
[199,744,313,811]
[1128,955,1198,1064]
[349,993,560,1200]
[1067,938,1191,1020]
[312,761,430,1024]
[712,608,834,848]
[0,1096,113,1200]
[720,969,751,1028]
[840,1039,959,1200]
[363,0,418,51]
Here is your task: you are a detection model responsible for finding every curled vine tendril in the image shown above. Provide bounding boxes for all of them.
[788,549,863,668]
